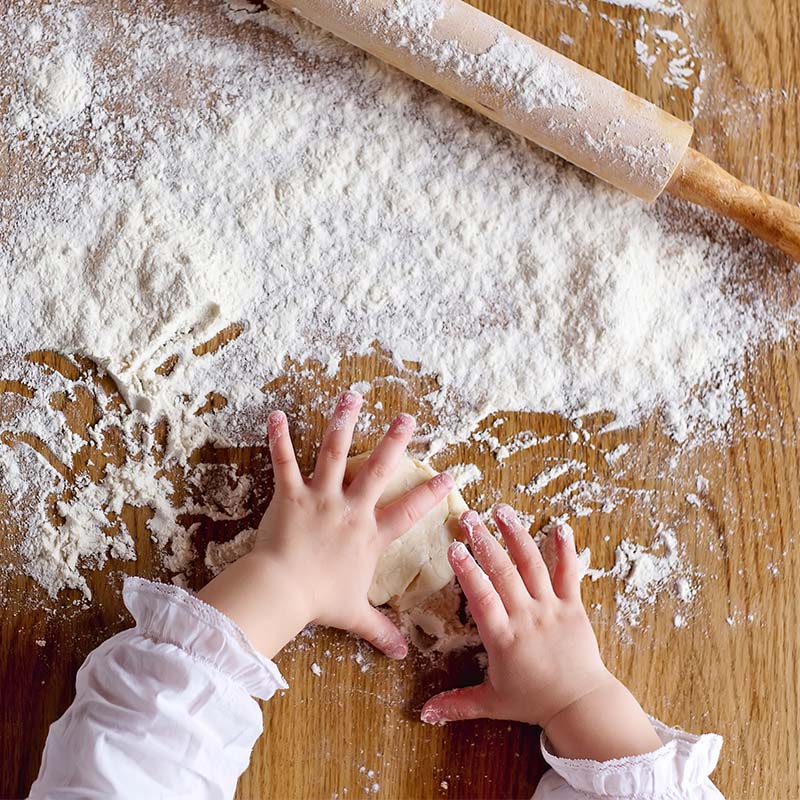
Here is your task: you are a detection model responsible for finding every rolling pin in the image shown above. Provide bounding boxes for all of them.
[268,0,800,261]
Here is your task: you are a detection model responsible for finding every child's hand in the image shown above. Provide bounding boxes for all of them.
[198,391,455,661]
[421,507,607,726]
[421,506,662,761]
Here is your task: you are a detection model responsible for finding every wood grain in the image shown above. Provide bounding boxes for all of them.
[1,1,799,799]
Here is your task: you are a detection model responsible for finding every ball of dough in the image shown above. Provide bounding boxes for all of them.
[344,452,468,611]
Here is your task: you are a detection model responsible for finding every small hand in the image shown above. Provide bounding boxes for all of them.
[421,506,661,761]
[198,391,455,661]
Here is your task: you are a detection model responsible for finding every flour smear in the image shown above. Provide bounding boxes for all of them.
[0,0,797,599]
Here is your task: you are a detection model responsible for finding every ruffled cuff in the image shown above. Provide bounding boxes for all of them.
[123,576,288,700]
[540,716,723,797]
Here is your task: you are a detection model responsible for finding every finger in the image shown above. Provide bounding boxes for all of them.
[460,510,530,613]
[350,606,409,660]
[376,472,454,542]
[448,540,508,635]
[550,523,581,600]
[267,410,302,491]
[312,391,363,490]
[493,504,555,600]
[347,413,416,504]
[420,683,498,724]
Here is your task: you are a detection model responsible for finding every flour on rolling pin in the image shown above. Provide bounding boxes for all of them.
[275,0,693,200]
[371,0,588,112]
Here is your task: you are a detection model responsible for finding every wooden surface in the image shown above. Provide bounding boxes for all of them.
[2,0,799,798]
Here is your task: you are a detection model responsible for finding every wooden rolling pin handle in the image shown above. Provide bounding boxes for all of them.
[667,148,800,262]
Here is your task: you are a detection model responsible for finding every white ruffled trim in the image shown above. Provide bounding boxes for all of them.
[123,577,288,700]
[540,716,723,797]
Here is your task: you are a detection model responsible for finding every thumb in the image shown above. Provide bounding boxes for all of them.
[350,606,409,660]
[420,682,497,725]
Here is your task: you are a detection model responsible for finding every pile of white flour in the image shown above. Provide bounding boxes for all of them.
[0,0,796,601]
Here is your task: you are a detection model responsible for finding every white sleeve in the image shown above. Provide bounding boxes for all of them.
[29,577,288,800]
[532,717,725,799]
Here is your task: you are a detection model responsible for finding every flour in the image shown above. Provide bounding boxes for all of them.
[599,0,680,13]
[481,429,551,462]
[587,527,696,627]
[366,0,587,112]
[664,52,694,89]
[380,0,446,33]
[545,479,629,517]
[10,50,92,134]
[205,528,258,576]
[446,462,482,490]
[24,474,137,598]
[185,464,255,522]
[582,0,702,114]
[0,446,25,500]
[22,448,195,598]
[604,443,630,465]
[0,0,796,601]
[634,38,657,75]
[2,0,784,451]
[517,460,587,496]
[397,579,480,655]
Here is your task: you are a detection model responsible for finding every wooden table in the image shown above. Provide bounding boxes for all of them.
[1,1,799,798]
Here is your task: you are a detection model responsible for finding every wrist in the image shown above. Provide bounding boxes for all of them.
[544,672,662,761]
[539,668,618,730]
[198,551,313,659]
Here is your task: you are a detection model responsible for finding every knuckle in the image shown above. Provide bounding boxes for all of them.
[402,501,419,526]
[314,495,336,514]
[494,627,517,651]
[472,588,497,613]
[536,604,557,627]
[491,560,517,582]
[323,444,347,461]
[529,558,551,579]
[368,459,388,480]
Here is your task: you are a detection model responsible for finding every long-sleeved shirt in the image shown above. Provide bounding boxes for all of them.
[29,578,725,799]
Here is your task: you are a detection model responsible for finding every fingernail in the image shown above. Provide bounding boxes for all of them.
[460,509,480,534]
[331,392,361,430]
[556,523,573,544]
[339,390,362,408]
[449,541,470,562]
[421,707,446,725]
[494,503,515,525]
[268,411,285,434]
[389,642,408,659]
[431,472,454,491]
[392,413,416,434]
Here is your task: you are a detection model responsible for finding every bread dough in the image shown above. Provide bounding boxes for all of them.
[344,453,468,611]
